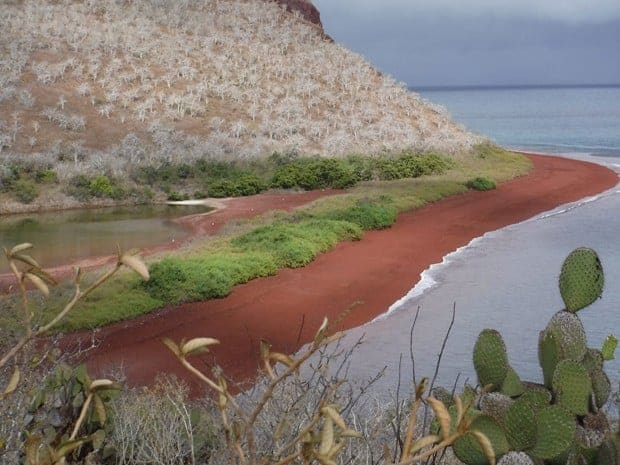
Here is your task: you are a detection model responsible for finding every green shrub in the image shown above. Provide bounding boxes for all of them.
[12,179,38,203]
[144,252,278,303]
[167,191,190,201]
[34,168,58,184]
[271,158,359,190]
[466,177,497,191]
[89,175,114,197]
[232,219,363,268]
[207,174,267,198]
[375,153,453,181]
[320,199,397,230]
[66,174,126,200]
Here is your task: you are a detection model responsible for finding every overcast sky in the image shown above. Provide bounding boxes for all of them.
[313,0,620,87]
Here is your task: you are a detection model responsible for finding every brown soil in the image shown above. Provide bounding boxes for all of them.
[58,154,618,395]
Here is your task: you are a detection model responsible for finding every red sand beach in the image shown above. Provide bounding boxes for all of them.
[58,154,617,393]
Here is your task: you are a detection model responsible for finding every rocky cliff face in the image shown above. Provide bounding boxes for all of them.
[272,0,323,30]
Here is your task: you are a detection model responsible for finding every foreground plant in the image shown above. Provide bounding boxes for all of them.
[165,318,497,465]
[1,243,149,463]
[467,247,619,465]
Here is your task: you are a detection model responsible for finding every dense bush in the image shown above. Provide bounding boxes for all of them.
[34,168,58,184]
[319,198,397,230]
[466,176,497,191]
[167,191,190,201]
[12,179,38,203]
[375,152,453,180]
[271,157,359,190]
[207,173,267,198]
[232,219,363,268]
[66,174,126,200]
[144,252,278,303]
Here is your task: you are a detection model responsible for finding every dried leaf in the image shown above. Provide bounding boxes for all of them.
[471,431,496,465]
[321,406,347,430]
[314,317,329,346]
[410,434,441,455]
[162,338,181,357]
[427,397,451,440]
[25,272,49,297]
[120,254,149,280]
[327,441,344,459]
[93,394,107,426]
[319,417,334,456]
[55,437,90,460]
[10,243,33,255]
[182,337,220,356]
[89,379,120,392]
[13,253,40,268]
[2,366,20,399]
[260,339,270,361]
[340,429,362,438]
[269,352,296,369]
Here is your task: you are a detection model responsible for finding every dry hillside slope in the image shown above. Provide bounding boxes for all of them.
[0,0,483,198]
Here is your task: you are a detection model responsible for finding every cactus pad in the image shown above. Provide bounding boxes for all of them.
[473,329,510,390]
[519,388,552,412]
[589,367,612,409]
[453,415,509,465]
[538,329,561,388]
[551,359,592,416]
[501,368,524,397]
[546,311,587,361]
[479,392,513,427]
[505,398,537,451]
[529,405,576,460]
[559,247,604,312]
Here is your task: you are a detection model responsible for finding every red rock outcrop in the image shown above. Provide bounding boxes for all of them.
[271,0,323,30]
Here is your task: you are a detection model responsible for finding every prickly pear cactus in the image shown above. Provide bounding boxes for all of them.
[504,398,536,451]
[453,414,510,465]
[529,405,576,460]
[473,329,510,390]
[559,247,604,312]
[464,248,617,465]
[551,359,592,416]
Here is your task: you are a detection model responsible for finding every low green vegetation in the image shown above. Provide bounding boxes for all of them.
[0,145,531,331]
[466,176,497,191]
[0,161,59,204]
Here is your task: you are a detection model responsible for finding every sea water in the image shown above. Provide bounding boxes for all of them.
[332,86,620,397]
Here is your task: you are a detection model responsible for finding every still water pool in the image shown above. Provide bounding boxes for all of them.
[0,204,209,273]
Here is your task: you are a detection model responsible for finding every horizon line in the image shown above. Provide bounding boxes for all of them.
[411,83,620,92]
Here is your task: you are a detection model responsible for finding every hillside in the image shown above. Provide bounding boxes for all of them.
[0,0,484,212]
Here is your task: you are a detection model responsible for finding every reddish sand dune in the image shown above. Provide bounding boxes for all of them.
[61,154,617,394]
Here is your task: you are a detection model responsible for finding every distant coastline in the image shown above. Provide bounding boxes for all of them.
[411,83,620,92]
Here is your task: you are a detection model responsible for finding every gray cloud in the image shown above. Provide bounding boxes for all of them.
[314,0,620,23]
[313,1,620,87]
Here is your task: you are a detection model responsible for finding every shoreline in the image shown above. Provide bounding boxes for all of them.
[60,153,618,395]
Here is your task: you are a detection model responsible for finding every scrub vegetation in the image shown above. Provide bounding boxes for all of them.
[0,0,485,214]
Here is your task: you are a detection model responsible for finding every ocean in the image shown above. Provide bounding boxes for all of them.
[331,85,620,397]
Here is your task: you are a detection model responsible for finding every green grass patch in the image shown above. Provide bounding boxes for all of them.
[231,219,363,268]
[466,177,497,191]
[144,251,278,303]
